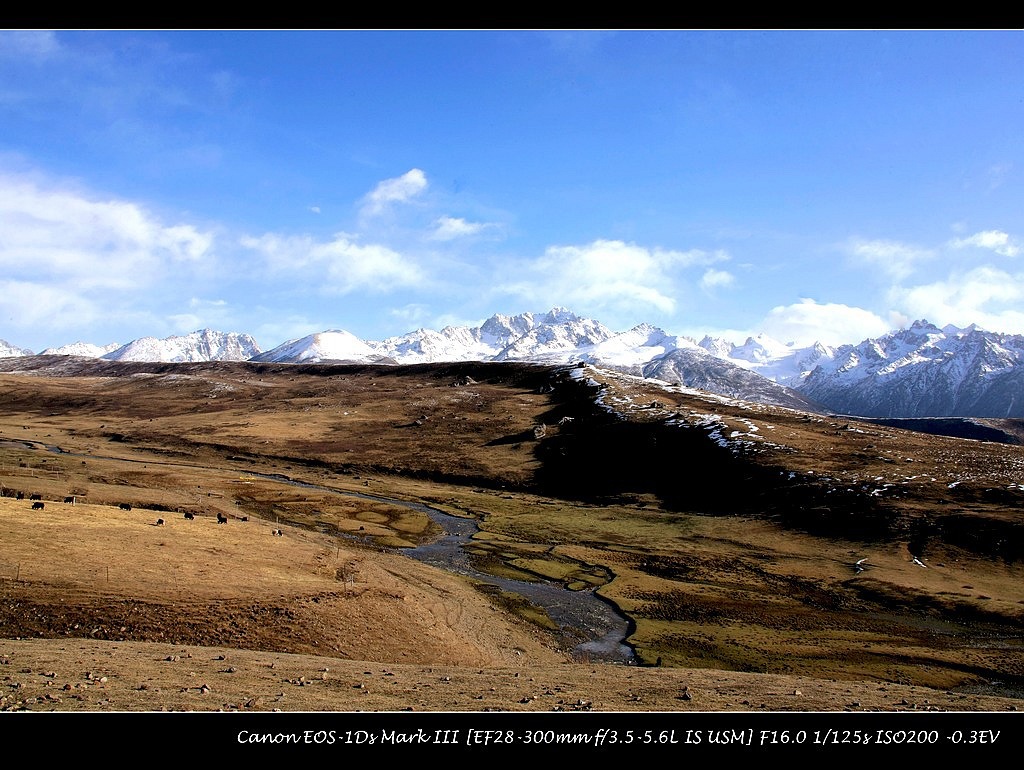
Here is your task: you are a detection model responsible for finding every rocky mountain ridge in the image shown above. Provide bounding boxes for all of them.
[7,311,1024,418]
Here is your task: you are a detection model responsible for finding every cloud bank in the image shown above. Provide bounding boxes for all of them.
[360,168,428,218]
[4,160,1024,354]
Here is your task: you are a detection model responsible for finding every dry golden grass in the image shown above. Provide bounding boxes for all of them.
[0,357,1022,713]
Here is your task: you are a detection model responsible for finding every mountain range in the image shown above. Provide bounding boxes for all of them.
[5,308,1024,419]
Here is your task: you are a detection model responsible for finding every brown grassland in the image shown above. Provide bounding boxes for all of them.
[0,356,1022,714]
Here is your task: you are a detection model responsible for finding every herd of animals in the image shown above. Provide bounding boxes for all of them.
[0,488,269,531]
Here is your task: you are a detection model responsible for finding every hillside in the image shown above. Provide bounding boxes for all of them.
[0,356,1022,715]
[15,312,1024,421]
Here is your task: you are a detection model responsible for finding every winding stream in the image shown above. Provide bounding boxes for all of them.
[18,441,1024,697]
[250,473,636,664]
[400,499,635,664]
[29,442,636,665]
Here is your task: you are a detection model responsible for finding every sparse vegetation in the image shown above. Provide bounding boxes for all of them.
[0,357,1022,711]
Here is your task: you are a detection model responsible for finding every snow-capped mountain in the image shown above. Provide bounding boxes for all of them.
[575,323,698,372]
[252,330,394,364]
[692,334,836,388]
[11,311,1024,418]
[42,341,122,357]
[102,330,261,363]
[367,307,615,364]
[492,308,615,362]
[642,347,824,412]
[647,348,823,411]
[695,334,735,360]
[0,339,34,358]
[799,320,1024,418]
[367,326,493,363]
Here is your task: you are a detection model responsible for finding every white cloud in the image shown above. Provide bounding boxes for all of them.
[503,238,727,315]
[190,297,227,308]
[253,316,323,349]
[700,268,735,292]
[166,313,204,331]
[167,297,235,334]
[847,238,933,281]
[0,280,100,331]
[760,299,892,347]
[242,232,426,293]
[158,224,213,261]
[429,216,489,241]
[360,168,428,217]
[890,266,1024,333]
[310,206,321,214]
[841,230,1024,335]
[0,173,214,290]
[387,304,433,328]
[949,229,1020,257]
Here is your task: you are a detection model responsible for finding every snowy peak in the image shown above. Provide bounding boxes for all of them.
[577,324,699,372]
[801,321,1024,417]
[730,333,796,366]
[11,313,1024,418]
[253,330,383,364]
[479,311,538,348]
[697,335,735,359]
[642,347,822,412]
[42,341,122,357]
[372,307,616,365]
[539,306,581,325]
[0,339,34,358]
[102,330,261,363]
[690,333,835,388]
[614,322,672,348]
[369,325,494,364]
[493,313,614,362]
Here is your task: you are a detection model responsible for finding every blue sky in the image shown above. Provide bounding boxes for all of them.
[2,29,1023,353]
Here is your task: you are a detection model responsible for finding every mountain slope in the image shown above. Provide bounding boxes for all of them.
[14,311,1024,419]
[642,347,824,412]
[102,329,261,363]
[252,330,395,364]
[798,320,1024,417]
[42,341,122,357]
[1,355,1024,702]
[368,307,615,364]
[0,339,33,358]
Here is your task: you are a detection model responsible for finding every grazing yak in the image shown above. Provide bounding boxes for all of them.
[118,503,132,511]
[184,511,195,520]
[156,518,164,526]
[217,512,228,524]
[31,501,44,510]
